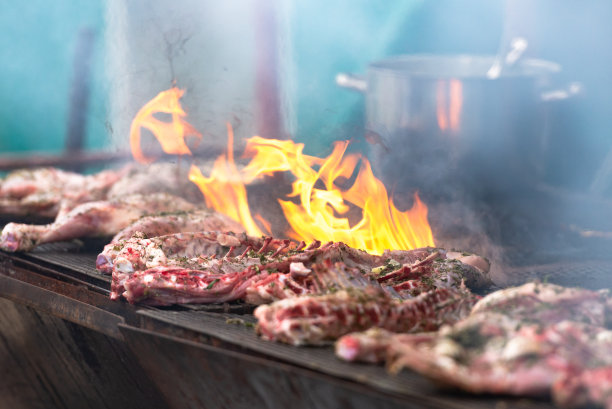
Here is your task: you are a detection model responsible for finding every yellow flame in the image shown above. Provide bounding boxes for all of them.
[130,87,202,164]
[188,123,265,236]
[242,137,435,253]
[130,87,435,253]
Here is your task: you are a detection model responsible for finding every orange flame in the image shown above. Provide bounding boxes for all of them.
[436,79,463,132]
[130,87,435,253]
[241,137,435,253]
[130,87,202,164]
[188,123,265,236]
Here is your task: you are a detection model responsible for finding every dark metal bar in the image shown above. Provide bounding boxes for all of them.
[65,27,96,157]
[0,150,132,171]
[0,298,169,409]
[120,323,444,409]
[0,274,124,339]
[254,0,283,139]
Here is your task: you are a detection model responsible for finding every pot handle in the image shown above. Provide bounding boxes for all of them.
[541,82,583,101]
[335,73,367,93]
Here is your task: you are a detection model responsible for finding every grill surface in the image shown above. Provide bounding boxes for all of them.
[2,238,611,409]
[137,309,554,409]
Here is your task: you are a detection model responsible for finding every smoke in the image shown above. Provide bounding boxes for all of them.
[104,0,266,155]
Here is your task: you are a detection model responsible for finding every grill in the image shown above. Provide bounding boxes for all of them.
[0,239,591,409]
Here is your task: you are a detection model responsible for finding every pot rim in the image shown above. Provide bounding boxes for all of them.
[369,54,561,79]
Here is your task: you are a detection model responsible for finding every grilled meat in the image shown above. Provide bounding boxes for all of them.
[373,250,491,297]
[385,282,612,404]
[553,366,612,409]
[107,162,203,203]
[111,233,490,307]
[470,281,612,327]
[0,167,126,218]
[335,327,400,363]
[0,193,196,252]
[388,318,612,397]
[96,210,244,273]
[244,260,375,305]
[109,231,281,300]
[123,264,268,305]
[254,286,479,345]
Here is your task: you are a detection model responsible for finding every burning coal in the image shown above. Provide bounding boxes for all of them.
[130,87,435,254]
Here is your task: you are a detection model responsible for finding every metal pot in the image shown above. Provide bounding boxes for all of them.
[337,54,574,201]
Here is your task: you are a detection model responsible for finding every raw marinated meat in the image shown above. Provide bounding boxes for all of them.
[0,193,196,252]
[388,318,612,397]
[107,162,203,203]
[254,286,479,345]
[123,264,268,305]
[112,234,490,307]
[109,231,283,300]
[96,210,244,273]
[0,166,126,218]
[384,282,612,404]
[470,281,612,327]
[335,327,399,363]
[553,366,612,409]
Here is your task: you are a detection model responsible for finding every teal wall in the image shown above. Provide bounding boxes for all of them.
[0,1,107,154]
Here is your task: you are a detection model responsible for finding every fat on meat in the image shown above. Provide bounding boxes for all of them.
[96,210,245,273]
[0,193,196,252]
[334,328,415,364]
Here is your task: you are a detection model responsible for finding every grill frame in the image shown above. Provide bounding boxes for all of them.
[0,241,567,409]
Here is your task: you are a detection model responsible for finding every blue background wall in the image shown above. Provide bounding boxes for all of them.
[0,0,610,193]
[0,1,108,154]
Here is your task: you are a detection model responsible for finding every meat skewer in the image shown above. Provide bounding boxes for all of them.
[0,193,196,252]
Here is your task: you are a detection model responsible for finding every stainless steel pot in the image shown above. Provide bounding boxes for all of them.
[337,54,574,201]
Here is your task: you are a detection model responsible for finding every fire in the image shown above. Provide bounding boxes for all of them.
[436,79,463,132]
[130,87,202,164]
[188,123,265,237]
[129,87,435,254]
[241,137,435,253]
